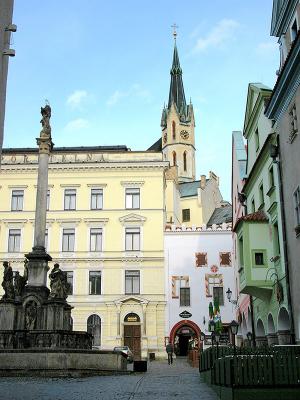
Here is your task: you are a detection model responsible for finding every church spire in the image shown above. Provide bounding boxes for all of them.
[168,42,187,115]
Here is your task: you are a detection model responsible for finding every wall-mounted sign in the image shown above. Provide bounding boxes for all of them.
[179,311,192,318]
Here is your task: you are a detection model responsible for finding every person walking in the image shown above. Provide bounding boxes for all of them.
[166,341,174,365]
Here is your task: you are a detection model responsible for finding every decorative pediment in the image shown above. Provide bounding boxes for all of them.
[115,295,149,305]
[119,213,146,225]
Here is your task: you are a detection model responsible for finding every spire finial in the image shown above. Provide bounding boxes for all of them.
[171,23,178,41]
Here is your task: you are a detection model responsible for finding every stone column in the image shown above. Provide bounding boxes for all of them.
[25,105,53,292]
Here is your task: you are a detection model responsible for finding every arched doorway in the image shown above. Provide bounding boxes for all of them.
[124,313,141,360]
[170,320,200,357]
[87,314,101,347]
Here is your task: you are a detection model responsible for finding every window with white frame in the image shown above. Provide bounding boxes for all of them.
[90,228,102,252]
[294,186,300,227]
[64,189,76,210]
[8,229,21,252]
[213,287,224,306]
[125,227,140,251]
[125,188,140,209]
[11,190,24,211]
[171,276,189,299]
[66,271,74,295]
[125,270,140,294]
[62,228,75,252]
[91,188,103,210]
[89,271,101,295]
[45,228,48,251]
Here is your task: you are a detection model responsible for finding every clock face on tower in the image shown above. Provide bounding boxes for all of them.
[180,130,189,140]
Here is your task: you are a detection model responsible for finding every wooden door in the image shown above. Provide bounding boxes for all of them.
[124,324,141,360]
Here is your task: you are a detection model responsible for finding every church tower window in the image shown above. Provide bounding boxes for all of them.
[172,121,176,140]
[172,151,177,166]
[183,151,187,171]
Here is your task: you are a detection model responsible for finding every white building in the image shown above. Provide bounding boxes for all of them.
[164,212,235,355]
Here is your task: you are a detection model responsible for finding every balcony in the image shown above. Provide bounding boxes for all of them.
[234,210,273,300]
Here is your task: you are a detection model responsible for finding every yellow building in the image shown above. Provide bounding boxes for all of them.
[0,147,167,359]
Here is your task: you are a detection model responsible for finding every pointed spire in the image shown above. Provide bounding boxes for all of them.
[168,42,187,115]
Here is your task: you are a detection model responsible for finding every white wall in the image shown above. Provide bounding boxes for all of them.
[165,226,235,338]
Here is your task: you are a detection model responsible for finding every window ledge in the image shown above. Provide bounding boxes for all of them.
[266,186,276,197]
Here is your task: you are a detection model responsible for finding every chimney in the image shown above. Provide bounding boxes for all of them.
[200,174,206,189]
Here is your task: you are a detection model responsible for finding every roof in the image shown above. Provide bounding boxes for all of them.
[179,180,202,197]
[168,43,187,113]
[207,205,233,226]
[147,137,162,151]
[233,210,268,232]
[2,145,129,153]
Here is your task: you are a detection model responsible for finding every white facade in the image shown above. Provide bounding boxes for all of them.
[164,223,235,354]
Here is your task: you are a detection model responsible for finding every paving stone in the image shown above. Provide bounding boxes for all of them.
[0,357,219,400]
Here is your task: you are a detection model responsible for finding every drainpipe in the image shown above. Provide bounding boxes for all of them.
[271,136,296,344]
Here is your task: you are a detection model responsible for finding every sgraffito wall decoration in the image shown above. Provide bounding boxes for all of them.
[171,275,189,298]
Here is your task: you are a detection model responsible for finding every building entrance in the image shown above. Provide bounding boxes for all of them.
[174,325,197,356]
[123,313,141,360]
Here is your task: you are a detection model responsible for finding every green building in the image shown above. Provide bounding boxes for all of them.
[233,83,292,345]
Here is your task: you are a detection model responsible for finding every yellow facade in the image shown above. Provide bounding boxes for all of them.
[0,148,167,359]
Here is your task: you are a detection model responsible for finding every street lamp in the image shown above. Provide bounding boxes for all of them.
[226,288,238,305]
[229,320,239,356]
[200,332,205,342]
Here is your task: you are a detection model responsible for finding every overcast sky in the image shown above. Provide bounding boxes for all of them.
[4,0,278,200]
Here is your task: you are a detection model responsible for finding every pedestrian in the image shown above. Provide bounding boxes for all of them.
[166,341,174,365]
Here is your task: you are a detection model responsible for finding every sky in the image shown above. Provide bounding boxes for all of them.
[3,0,278,200]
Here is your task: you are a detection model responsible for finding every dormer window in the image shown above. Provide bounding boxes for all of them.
[172,121,176,140]
[291,18,298,42]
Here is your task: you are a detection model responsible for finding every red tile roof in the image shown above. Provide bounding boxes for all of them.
[233,210,268,232]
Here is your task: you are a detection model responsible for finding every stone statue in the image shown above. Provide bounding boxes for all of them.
[25,301,37,330]
[40,104,51,138]
[49,263,70,300]
[1,262,15,300]
[14,272,26,298]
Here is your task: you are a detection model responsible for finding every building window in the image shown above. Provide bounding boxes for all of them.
[195,252,208,267]
[294,186,300,228]
[205,274,223,297]
[180,287,190,306]
[219,252,231,267]
[172,151,177,166]
[64,189,76,210]
[255,128,260,151]
[125,270,140,294]
[125,188,140,209]
[289,103,298,142]
[273,223,281,257]
[291,19,298,42]
[251,198,255,213]
[269,166,274,188]
[11,190,24,211]
[254,252,264,266]
[171,276,189,298]
[172,121,176,140]
[238,236,244,266]
[89,271,101,295]
[125,227,140,251]
[66,271,73,295]
[8,229,21,252]
[90,228,102,252]
[46,190,50,211]
[182,209,190,222]
[259,183,264,207]
[91,188,103,210]
[62,228,75,252]
[183,151,187,171]
[213,286,224,306]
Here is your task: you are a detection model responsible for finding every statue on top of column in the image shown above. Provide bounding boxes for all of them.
[40,103,51,139]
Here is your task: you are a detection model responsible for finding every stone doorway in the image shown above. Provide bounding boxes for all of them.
[124,313,141,360]
[174,326,197,356]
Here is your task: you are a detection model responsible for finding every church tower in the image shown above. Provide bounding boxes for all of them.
[161,35,195,183]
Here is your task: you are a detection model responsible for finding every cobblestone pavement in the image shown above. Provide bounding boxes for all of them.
[0,357,218,400]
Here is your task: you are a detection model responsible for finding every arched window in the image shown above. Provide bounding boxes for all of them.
[172,121,176,140]
[87,314,101,347]
[172,151,177,166]
[183,151,187,171]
